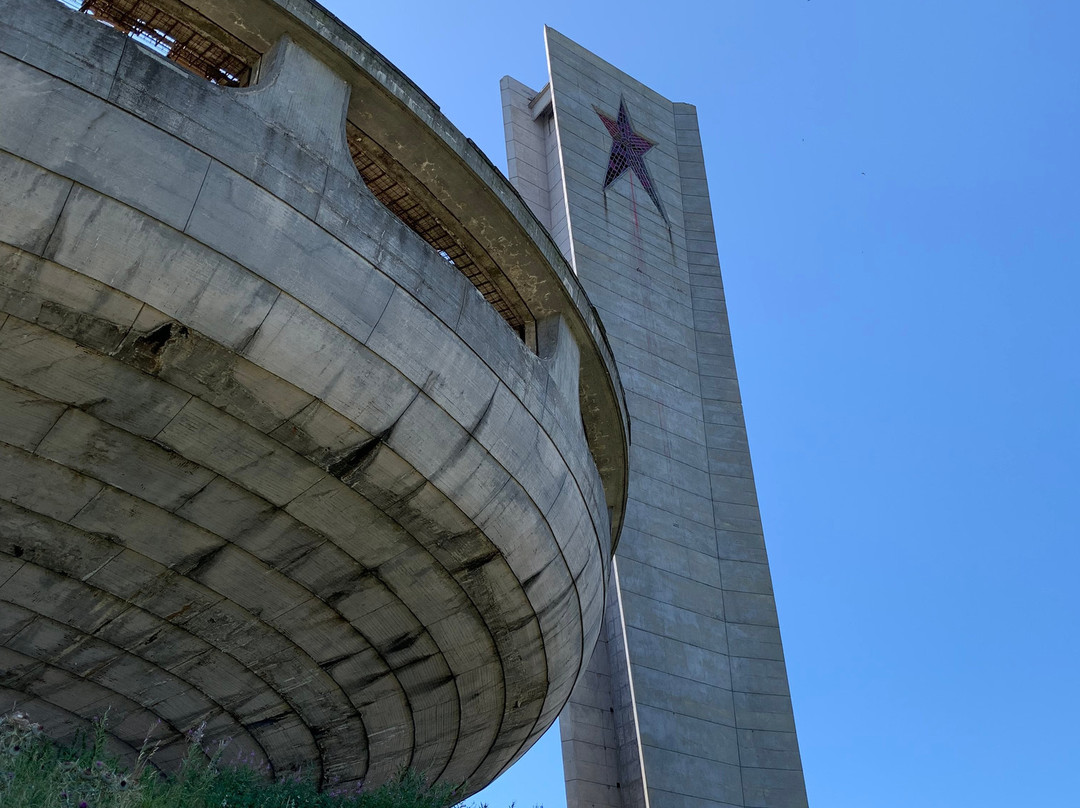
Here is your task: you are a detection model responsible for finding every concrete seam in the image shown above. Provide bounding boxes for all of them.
[4,386,402,782]
[0,580,277,772]
[107,34,131,102]
[613,557,651,808]
[1,492,356,783]
[0,558,26,589]
[234,288,282,357]
[38,181,74,261]
[109,303,146,359]
[150,392,197,443]
[27,401,70,456]
[9,306,502,785]
[183,158,214,234]
[64,477,107,527]
[1,620,209,754]
[170,471,220,516]
[544,38,578,275]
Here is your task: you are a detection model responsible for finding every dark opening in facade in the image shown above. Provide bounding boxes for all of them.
[69,0,256,85]
[59,0,532,340]
[346,123,529,334]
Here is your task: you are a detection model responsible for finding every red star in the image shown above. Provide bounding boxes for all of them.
[597,99,666,220]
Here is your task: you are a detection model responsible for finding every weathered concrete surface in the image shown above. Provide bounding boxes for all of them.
[0,0,629,795]
[503,28,808,808]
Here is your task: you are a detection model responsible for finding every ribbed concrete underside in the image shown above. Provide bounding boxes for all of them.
[0,0,620,793]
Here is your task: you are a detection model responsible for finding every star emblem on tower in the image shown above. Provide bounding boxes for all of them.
[596,99,666,221]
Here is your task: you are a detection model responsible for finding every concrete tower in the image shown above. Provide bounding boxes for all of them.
[503,29,808,808]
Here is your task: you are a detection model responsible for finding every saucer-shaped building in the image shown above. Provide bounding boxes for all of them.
[0,0,628,793]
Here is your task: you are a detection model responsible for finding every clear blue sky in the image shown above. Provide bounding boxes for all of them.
[326,2,1080,806]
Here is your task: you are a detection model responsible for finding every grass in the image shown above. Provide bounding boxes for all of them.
[0,710,465,808]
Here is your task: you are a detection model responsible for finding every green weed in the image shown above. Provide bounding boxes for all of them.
[0,710,467,808]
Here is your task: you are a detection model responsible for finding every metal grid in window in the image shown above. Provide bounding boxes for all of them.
[347,124,524,330]
[57,0,526,334]
[74,0,255,86]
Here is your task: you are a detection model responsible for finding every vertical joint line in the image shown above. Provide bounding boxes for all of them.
[542,67,577,272]
[613,557,651,808]
[183,158,214,233]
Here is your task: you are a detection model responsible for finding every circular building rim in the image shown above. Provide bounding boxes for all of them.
[135,0,630,548]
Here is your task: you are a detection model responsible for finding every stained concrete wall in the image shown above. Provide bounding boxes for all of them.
[503,28,808,808]
[500,77,573,262]
[0,0,627,794]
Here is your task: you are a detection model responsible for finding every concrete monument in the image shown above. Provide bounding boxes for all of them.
[0,0,629,794]
[0,2,806,804]
[503,29,808,808]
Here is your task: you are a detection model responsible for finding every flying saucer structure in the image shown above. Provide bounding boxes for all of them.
[0,0,628,793]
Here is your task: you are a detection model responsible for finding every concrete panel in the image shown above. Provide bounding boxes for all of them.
[636,704,740,765]
[620,591,727,651]
[630,663,736,728]
[0,150,72,254]
[617,558,725,621]
[45,186,279,350]
[736,729,803,771]
[0,56,209,230]
[625,626,731,690]
[730,658,791,698]
[722,591,780,628]
[0,316,190,438]
[185,161,394,344]
[367,288,498,429]
[243,292,417,434]
[642,745,743,806]
[732,692,798,733]
[34,408,216,512]
[0,0,125,98]
[0,379,65,452]
[740,768,809,808]
[155,396,325,507]
[727,624,786,663]
[0,247,143,354]
[0,443,102,523]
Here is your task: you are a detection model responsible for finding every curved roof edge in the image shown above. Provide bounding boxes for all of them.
[180,0,629,544]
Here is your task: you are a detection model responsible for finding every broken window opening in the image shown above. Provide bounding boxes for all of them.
[347,123,529,334]
[60,0,257,86]
[54,0,532,342]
